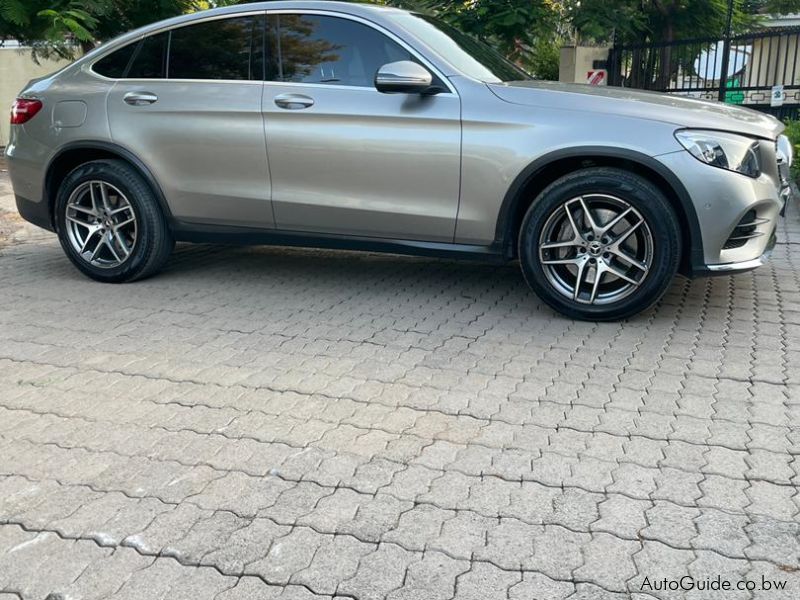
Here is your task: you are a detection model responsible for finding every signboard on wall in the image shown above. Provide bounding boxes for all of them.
[771,85,785,107]
[587,69,607,85]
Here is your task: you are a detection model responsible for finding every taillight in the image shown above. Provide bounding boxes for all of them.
[10,98,43,125]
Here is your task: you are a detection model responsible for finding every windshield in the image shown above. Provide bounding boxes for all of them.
[388,13,531,83]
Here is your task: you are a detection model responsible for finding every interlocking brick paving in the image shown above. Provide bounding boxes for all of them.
[1,171,798,599]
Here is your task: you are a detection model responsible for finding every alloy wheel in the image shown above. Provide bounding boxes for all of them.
[65,180,137,269]
[538,194,654,305]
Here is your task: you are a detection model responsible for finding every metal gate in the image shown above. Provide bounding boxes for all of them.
[607,27,800,119]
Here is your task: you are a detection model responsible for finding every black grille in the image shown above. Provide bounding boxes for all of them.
[723,210,768,250]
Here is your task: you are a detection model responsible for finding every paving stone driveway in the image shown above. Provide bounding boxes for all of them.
[0,169,799,600]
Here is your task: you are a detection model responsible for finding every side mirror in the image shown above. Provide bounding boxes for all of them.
[375,61,435,94]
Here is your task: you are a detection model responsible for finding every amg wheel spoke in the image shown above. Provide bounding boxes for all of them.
[69,204,99,217]
[613,218,644,245]
[605,264,640,286]
[89,236,105,261]
[99,182,112,211]
[115,216,136,228]
[563,200,583,239]
[541,239,581,251]
[66,214,92,228]
[79,227,101,253]
[573,258,589,302]
[541,257,582,266]
[599,207,633,236]
[611,249,649,273]
[589,263,606,304]
[578,196,601,235]
[88,183,100,214]
[105,236,122,263]
[113,231,131,257]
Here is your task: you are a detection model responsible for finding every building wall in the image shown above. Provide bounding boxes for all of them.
[559,46,611,84]
[0,48,72,146]
[747,34,800,88]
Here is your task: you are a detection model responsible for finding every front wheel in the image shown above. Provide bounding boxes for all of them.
[55,159,174,283]
[518,167,681,321]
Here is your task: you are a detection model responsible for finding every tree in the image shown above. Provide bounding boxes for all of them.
[567,0,800,45]
[0,0,199,61]
[373,1,565,77]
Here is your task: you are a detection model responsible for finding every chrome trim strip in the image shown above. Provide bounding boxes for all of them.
[706,256,769,272]
[707,243,775,273]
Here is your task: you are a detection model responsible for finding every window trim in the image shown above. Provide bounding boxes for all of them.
[263,9,456,95]
[86,8,455,95]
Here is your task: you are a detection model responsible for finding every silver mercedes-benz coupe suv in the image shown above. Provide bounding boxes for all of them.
[6,1,794,320]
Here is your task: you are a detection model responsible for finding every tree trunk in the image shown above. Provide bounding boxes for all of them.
[656,20,675,90]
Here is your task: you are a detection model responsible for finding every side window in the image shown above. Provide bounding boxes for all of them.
[267,14,413,87]
[169,15,263,80]
[93,42,138,78]
[127,32,169,79]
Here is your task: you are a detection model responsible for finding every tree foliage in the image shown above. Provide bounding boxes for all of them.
[3,0,800,72]
[372,0,566,77]
[567,0,800,45]
[0,0,199,61]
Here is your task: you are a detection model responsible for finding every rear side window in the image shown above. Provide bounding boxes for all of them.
[267,14,413,87]
[127,32,169,79]
[93,15,264,81]
[93,42,137,78]
[169,15,262,80]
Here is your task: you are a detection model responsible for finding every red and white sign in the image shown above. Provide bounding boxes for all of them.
[586,69,607,86]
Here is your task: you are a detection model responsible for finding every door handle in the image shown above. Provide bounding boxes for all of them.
[274,93,314,110]
[124,92,158,106]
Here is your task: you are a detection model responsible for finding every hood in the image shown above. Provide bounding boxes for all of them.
[489,81,784,140]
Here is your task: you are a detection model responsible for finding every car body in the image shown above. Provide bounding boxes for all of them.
[6,0,794,320]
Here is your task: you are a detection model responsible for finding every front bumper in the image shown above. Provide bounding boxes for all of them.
[702,230,776,275]
[656,148,788,276]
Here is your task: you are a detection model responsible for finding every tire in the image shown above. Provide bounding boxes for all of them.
[55,159,174,283]
[518,167,681,321]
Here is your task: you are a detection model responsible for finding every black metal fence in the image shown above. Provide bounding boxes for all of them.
[607,27,800,119]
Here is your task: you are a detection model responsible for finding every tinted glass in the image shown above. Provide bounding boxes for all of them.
[93,42,137,78]
[127,32,168,79]
[268,14,412,87]
[388,13,530,83]
[169,16,261,80]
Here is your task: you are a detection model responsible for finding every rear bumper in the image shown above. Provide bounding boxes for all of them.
[15,194,54,232]
[6,127,54,232]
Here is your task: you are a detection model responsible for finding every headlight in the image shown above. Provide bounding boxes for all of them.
[675,129,762,178]
[777,134,794,168]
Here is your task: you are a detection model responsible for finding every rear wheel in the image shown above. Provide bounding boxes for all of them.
[55,159,173,283]
[518,168,681,321]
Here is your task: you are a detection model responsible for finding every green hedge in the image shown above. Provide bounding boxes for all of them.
[785,119,800,180]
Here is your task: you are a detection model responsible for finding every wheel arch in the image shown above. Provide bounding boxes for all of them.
[44,141,173,230]
[495,147,703,276]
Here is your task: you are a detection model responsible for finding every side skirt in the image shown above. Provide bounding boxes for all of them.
[172,222,508,263]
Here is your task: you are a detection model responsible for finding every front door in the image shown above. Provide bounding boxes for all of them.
[262,12,462,242]
[106,13,273,228]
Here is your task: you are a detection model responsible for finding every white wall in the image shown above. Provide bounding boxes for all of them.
[0,48,72,146]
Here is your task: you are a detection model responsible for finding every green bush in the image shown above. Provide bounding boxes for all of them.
[527,37,562,81]
[785,119,800,180]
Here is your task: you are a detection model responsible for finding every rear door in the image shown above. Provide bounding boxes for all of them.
[104,13,273,228]
[261,12,462,242]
